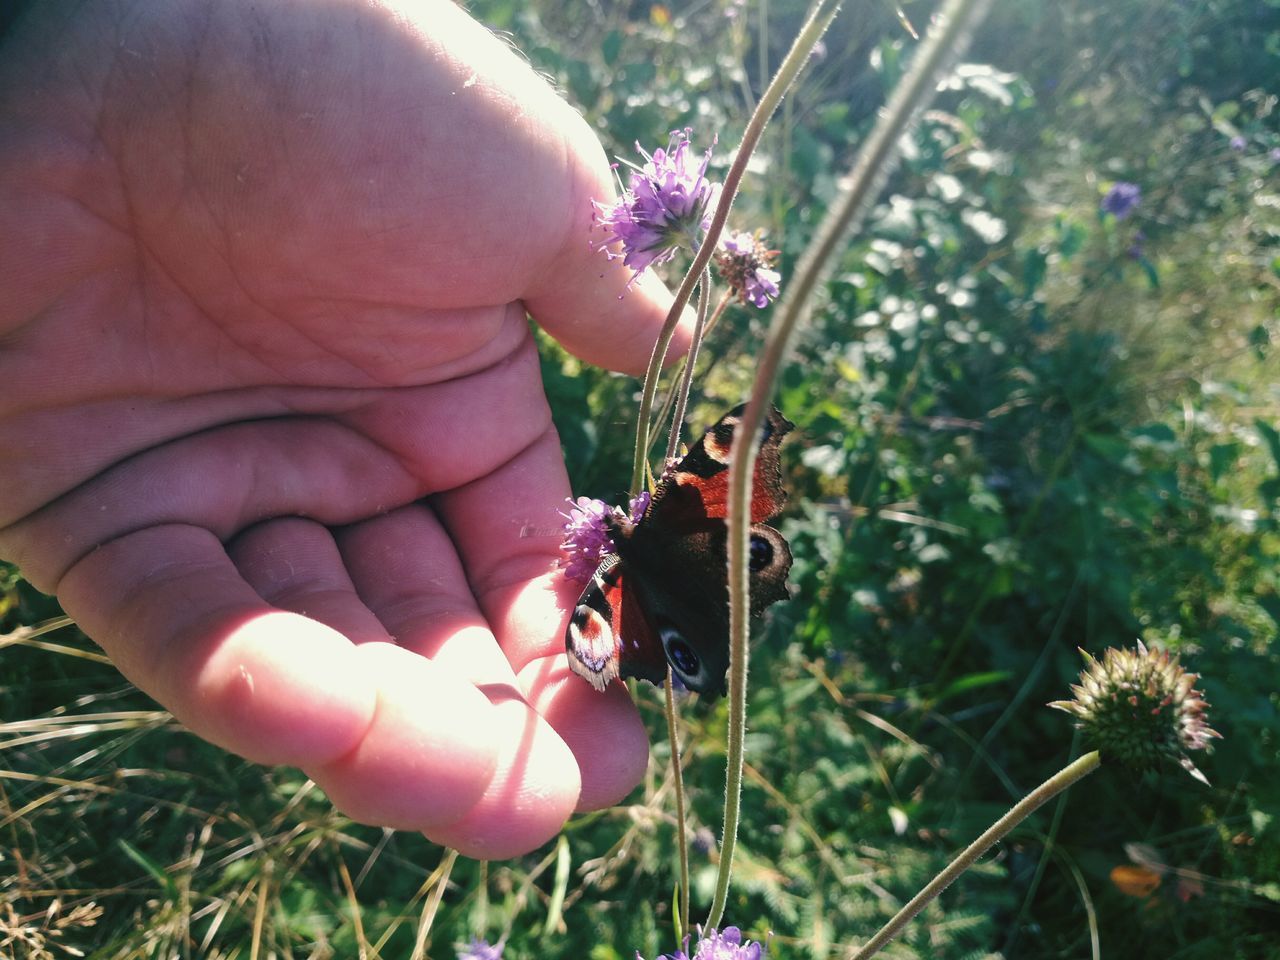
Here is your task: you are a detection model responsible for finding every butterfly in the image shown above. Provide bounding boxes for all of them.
[565,404,793,695]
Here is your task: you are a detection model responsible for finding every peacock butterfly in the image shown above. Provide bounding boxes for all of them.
[565,404,793,695]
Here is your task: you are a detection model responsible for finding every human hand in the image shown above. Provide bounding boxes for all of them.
[0,0,687,858]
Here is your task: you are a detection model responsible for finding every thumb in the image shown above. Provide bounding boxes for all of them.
[524,117,695,376]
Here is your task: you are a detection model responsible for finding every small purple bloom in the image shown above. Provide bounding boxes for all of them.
[1269,147,1280,163]
[1100,181,1141,220]
[458,939,503,960]
[561,497,620,583]
[1127,229,1146,260]
[645,926,765,960]
[715,231,782,308]
[1229,135,1246,152]
[629,490,652,524]
[1100,181,1141,221]
[560,492,651,583]
[594,130,721,282]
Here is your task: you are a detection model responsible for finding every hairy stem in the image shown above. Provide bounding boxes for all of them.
[664,674,691,942]
[703,0,844,929]
[849,752,1102,960]
[666,268,712,463]
[630,0,844,495]
[712,0,993,931]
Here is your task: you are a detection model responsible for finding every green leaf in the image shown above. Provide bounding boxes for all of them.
[933,671,1013,704]
[1256,419,1280,471]
[117,838,178,898]
[602,29,623,66]
[540,835,571,939]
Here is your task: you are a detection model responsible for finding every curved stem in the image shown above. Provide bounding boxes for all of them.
[629,0,845,495]
[710,0,991,931]
[702,3,845,933]
[849,751,1102,960]
[664,674,691,942]
[666,268,712,464]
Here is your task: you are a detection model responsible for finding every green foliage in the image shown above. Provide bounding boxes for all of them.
[4,0,1279,958]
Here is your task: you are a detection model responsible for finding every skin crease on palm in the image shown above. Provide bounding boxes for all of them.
[0,0,694,859]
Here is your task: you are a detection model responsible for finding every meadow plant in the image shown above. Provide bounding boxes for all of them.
[558,0,1229,956]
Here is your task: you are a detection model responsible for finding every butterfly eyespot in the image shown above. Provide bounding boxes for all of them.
[659,625,702,681]
[749,534,774,571]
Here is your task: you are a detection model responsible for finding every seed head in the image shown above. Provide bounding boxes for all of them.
[714,231,782,308]
[1049,641,1221,783]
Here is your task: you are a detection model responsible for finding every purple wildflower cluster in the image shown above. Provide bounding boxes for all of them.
[457,939,503,960]
[1100,181,1141,220]
[645,926,764,960]
[560,492,651,583]
[594,129,721,280]
[714,231,782,308]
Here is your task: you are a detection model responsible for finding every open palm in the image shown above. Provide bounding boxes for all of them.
[0,0,686,858]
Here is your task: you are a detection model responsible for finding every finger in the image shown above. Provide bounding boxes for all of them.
[521,109,695,377]
[432,427,650,808]
[518,643,651,812]
[2,418,424,593]
[305,642,577,852]
[55,524,500,829]
[330,504,586,853]
[228,517,392,645]
[334,504,516,684]
[420,689,581,859]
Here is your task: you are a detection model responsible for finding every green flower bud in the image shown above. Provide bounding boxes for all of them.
[1049,641,1221,783]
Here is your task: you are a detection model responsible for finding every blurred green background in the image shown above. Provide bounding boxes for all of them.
[3,0,1278,957]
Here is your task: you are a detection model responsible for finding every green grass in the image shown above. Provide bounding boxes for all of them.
[5,0,1280,957]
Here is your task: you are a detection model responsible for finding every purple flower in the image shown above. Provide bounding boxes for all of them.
[629,490,651,524]
[458,940,503,960]
[645,927,765,960]
[1269,147,1280,163]
[1229,135,1246,152]
[594,130,721,282]
[1127,229,1146,260]
[714,231,782,308]
[560,492,650,583]
[1100,181,1142,220]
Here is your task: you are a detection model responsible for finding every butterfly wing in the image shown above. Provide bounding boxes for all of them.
[565,554,669,692]
[615,405,794,694]
[565,405,795,696]
[644,403,792,527]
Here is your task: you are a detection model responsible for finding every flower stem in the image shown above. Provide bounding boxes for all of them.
[664,673,691,943]
[666,268,712,464]
[848,751,1102,960]
[629,0,844,495]
[709,0,991,931]
[701,7,844,936]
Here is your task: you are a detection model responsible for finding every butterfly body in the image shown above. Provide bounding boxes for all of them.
[565,405,793,695]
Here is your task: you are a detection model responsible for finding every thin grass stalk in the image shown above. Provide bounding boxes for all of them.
[1002,734,1082,955]
[666,268,712,463]
[847,751,1102,960]
[707,0,993,929]
[410,847,459,960]
[664,673,691,942]
[647,293,734,462]
[629,0,844,495]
